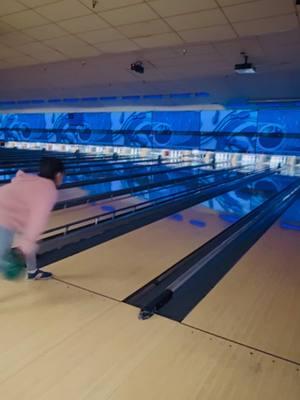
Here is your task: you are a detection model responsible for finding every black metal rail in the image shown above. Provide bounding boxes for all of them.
[38,168,273,259]
[58,162,211,189]
[133,178,300,321]
[0,156,158,176]
[0,154,146,168]
[54,164,248,210]
[0,159,189,184]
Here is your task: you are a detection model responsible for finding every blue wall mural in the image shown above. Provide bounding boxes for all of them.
[1,109,300,155]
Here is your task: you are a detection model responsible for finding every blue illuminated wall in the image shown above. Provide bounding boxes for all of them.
[1,109,300,156]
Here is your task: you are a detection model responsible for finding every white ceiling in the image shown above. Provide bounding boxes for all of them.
[0,0,300,104]
[0,0,298,68]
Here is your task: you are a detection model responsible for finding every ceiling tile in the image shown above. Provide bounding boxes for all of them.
[95,39,140,53]
[66,45,100,58]
[0,21,15,34]
[79,0,143,11]
[148,0,218,17]
[217,0,258,5]
[44,35,100,58]
[0,31,33,46]
[118,19,171,38]
[133,32,183,48]
[5,55,39,67]
[0,43,24,58]
[77,27,125,44]
[1,10,49,30]
[179,24,237,43]
[24,24,67,40]
[100,3,157,26]
[36,0,91,22]
[19,42,66,62]
[58,14,109,33]
[0,1,26,17]
[234,14,299,37]
[33,52,67,62]
[166,9,227,31]
[19,0,62,6]
[223,0,296,23]
[19,41,57,55]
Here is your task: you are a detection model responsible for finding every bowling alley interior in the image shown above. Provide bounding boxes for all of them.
[0,0,300,399]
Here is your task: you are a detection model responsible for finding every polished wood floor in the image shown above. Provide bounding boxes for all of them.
[0,280,299,400]
[184,218,300,363]
[1,197,299,399]
[46,204,230,300]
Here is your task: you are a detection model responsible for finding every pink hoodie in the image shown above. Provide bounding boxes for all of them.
[0,171,57,255]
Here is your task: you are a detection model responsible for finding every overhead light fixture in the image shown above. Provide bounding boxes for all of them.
[235,52,256,74]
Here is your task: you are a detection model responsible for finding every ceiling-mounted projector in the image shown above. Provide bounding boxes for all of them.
[235,52,256,74]
[131,61,144,74]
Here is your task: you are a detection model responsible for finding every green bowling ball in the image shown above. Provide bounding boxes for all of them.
[2,249,26,281]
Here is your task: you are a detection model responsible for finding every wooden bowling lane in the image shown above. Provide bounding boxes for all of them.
[0,278,114,384]
[12,195,142,246]
[46,194,142,233]
[57,188,89,202]
[184,205,300,364]
[45,204,232,300]
[0,297,299,400]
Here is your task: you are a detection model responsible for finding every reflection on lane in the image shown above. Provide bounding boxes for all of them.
[54,170,241,229]
[166,175,297,231]
[62,162,188,183]
[0,160,186,182]
[72,167,208,196]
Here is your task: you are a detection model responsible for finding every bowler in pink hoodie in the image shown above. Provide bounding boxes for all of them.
[0,157,64,280]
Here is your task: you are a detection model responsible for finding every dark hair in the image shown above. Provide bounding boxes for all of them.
[39,157,65,181]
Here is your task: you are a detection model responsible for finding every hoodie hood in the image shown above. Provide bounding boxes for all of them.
[12,170,37,183]
[12,170,53,186]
